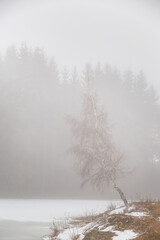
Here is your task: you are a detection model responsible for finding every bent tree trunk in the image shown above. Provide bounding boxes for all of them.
[113,183,128,207]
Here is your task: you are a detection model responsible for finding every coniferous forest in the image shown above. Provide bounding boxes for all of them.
[0,45,160,199]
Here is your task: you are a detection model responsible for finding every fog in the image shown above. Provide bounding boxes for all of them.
[0,0,160,200]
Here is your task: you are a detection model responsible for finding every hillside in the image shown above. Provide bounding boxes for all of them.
[44,201,160,240]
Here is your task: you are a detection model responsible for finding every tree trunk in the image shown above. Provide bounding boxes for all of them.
[113,183,128,207]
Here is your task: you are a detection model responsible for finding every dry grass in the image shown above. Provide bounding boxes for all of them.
[83,230,115,240]
[49,220,68,239]
[69,228,80,240]
[74,210,98,223]
[107,202,117,211]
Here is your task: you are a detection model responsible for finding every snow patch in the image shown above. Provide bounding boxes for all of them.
[113,230,138,240]
[125,212,148,217]
[100,225,114,232]
[57,223,94,240]
[127,205,135,212]
[110,206,126,215]
[57,227,84,240]
[101,225,138,240]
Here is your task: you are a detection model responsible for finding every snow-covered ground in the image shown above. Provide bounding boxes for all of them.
[0,199,122,222]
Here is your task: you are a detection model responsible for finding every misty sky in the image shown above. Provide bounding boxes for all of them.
[0,0,160,200]
[0,0,160,90]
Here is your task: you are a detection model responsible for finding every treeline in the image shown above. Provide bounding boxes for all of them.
[0,45,160,198]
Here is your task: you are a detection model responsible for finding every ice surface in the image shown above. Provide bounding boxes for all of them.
[0,199,122,222]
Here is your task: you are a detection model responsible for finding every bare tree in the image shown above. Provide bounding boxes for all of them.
[67,65,128,206]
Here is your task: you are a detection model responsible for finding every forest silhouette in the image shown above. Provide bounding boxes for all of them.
[0,45,159,199]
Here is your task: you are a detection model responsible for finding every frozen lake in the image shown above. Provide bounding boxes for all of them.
[0,199,122,240]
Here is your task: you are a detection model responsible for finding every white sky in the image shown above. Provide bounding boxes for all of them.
[0,0,160,90]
